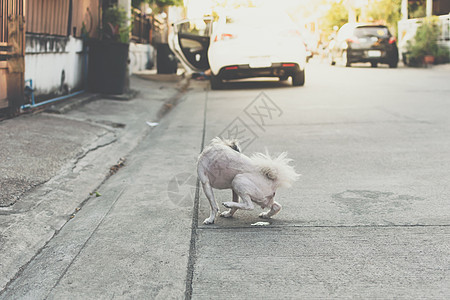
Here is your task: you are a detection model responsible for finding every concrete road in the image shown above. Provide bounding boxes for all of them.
[192,62,450,299]
[2,62,450,299]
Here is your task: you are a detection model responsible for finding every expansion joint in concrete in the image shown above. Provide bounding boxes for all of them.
[185,90,208,300]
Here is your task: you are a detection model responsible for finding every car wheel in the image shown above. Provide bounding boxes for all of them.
[371,62,378,68]
[292,69,305,86]
[279,75,289,81]
[402,53,409,65]
[342,50,350,67]
[328,54,336,66]
[210,74,223,90]
[389,61,398,68]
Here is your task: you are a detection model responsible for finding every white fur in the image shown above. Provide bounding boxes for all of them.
[251,151,300,188]
[197,137,300,225]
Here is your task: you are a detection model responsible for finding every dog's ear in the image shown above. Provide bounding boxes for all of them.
[216,137,241,153]
[230,140,241,153]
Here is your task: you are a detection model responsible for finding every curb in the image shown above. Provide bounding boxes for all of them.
[156,76,191,120]
[45,93,101,114]
[99,89,140,101]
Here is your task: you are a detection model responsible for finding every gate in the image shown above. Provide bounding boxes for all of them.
[0,0,25,115]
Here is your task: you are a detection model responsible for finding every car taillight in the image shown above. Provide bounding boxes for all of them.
[388,36,396,44]
[346,37,359,44]
[213,33,235,42]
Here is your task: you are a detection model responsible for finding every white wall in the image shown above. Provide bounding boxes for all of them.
[25,35,86,99]
[26,33,155,99]
[129,42,155,74]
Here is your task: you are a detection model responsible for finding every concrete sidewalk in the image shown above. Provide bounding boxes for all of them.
[3,62,450,299]
[0,72,189,294]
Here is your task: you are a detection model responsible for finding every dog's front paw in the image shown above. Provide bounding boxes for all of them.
[259,212,271,219]
[203,217,215,225]
[220,211,233,218]
[222,202,232,208]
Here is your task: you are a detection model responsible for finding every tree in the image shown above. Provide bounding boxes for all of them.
[211,0,257,9]
[132,0,183,10]
[320,0,348,39]
[408,0,426,18]
[366,0,401,36]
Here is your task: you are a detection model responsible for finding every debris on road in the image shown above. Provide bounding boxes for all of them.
[251,221,271,226]
[109,157,126,175]
[89,191,102,197]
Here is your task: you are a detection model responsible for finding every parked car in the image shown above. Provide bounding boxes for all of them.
[169,7,307,89]
[328,23,399,68]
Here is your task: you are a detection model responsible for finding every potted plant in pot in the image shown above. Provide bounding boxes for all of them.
[406,17,449,67]
[88,5,131,95]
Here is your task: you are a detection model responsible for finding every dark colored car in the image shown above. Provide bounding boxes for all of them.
[329,23,399,68]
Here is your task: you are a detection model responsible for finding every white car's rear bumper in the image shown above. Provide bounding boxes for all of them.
[208,40,306,77]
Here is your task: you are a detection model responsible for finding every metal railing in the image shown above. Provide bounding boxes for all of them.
[131,8,152,44]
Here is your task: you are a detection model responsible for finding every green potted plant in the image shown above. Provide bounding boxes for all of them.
[406,17,449,67]
[88,5,131,94]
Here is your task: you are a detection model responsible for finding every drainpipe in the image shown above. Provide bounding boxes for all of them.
[426,0,433,17]
[21,90,85,109]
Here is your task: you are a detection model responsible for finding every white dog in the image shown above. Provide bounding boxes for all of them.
[197,137,300,224]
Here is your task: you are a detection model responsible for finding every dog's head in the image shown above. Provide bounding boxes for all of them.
[212,137,241,153]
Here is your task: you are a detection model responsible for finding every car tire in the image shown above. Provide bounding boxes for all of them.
[292,69,305,86]
[328,54,336,66]
[371,62,378,68]
[279,75,289,81]
[389,61,398,68]
[342,50,350,67]
[210,74,223,90]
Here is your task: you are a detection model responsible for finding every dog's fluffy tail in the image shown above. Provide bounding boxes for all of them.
[211,137,241,152]
[251,152,300,188]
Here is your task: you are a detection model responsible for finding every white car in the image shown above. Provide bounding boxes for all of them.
[170,7,307,89]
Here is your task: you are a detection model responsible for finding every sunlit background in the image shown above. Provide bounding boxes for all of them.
[166,0,448,67]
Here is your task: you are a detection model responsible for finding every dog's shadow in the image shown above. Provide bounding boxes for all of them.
[198,209,288,228]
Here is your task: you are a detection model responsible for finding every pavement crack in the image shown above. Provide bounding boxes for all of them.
[45,188,126,299]
[71,134,117,172]
[184,89,208,300]
[196,224,450,231]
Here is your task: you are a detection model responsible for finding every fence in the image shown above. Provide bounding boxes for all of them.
[1,0,25,43]
[26,0,70,36]
[26,0,99,38]
[0,0,25,113]
[131,8,151,44]
[437,13,450,43]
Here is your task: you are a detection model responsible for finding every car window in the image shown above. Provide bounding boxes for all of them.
[176,20,211,37]
[336,24,354,41]
[354,26,389,38]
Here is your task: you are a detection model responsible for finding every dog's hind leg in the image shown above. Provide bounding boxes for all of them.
[259,201,282,219]
[222,193,254,211]
[201,181,219,224]
[220,190,239,218]
[223,175,255,211]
